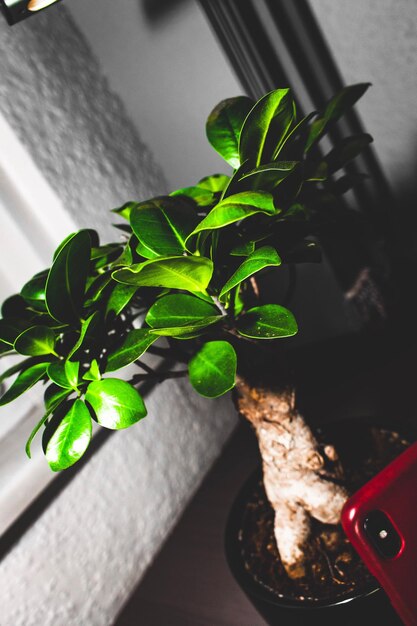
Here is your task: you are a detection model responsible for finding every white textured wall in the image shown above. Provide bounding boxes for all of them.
[68,0,242,190]
[0,378,235,626]
[309,0,417,196]
[0,5,237,625]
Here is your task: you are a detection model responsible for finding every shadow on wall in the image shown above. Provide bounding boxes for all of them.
[141,0,190,24]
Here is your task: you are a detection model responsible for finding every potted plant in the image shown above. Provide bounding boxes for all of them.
[0,85,406,623]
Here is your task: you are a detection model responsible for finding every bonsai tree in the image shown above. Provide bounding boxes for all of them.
[0,84,374,579]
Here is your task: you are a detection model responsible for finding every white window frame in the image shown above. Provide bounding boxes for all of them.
[0,112,77,536]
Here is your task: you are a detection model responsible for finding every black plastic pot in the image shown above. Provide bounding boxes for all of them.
[225,417,410,626]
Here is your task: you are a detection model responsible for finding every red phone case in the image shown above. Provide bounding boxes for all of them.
[342,440,417,625]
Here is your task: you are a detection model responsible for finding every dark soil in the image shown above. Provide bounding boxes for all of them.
[239,424,410,603]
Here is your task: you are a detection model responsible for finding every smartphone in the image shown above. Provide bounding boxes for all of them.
[342,440,417,625]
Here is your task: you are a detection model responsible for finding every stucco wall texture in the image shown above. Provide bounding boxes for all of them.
[0,5,165,241]
[0,6,237,625]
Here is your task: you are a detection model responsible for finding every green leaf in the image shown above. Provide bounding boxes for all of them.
[220,246,281,300]
[82,359,101,381]
[306,83,371,151]
[113,256,213,293]
[45,230,92,325]
[136,239,159,260]
[67,312,99,360]
[239,89,296,166]
[0,319,30,346]
[1,294,29,319]
[188,192,277,237]
[198,174,230,193]
[146,294,219,328]
[0,357,39,384]
[14,326,56,356]
[0,362,49,406]
[85,378,147,429]
[105,283,138,317]
[230,241,255,257]
[26,405,55,459]
[112,201,140,221]
[170,186,215,207]
[47,361,79,390]
[149,316,221,337]
[238,161,299,191]
[21,271,48,306]
[236,304,298,339]
[45,400,92,471]
[324,134,373,174]
[206,96,254,168]
[44,383,72,413]
[130,197,198,257]
[106,328,157,372]
[306,161,328,182]
[111,238,134,267]
[189,341,236,398]
[146,293,222,336]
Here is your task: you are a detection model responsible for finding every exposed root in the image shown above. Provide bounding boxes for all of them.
[235,376,348,578]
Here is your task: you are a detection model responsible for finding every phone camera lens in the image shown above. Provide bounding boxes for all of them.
[363,510,402,559]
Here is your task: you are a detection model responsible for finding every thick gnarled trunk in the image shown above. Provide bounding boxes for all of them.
[235,377,348,579]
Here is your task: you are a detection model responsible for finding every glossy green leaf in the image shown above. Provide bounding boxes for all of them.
[136,239,159,260]
[14,326,56,356]
[45,400,92,471]
[206,96,254,168]
[170,186,215,207]
[113,256,213,293]
[275,112,316,158]
[230,241,255,257]
[82,359,101,381]
[21,271,48,306]
[238,161,299,188]
[0,357,39,384]
[236,304,298,339]
[91,244,122,261]
[146,294,219,328]
[189,341,236,398]
[0,318,34,345]
[146,292,222,336]
[105,283,138,317]
[44,383,72,413]
[26,405,55,459]
[324,134,373,174]
[111,238,134,267]
[105,329,157,372]
[1,294,29,319]
[188,192,277,237]
[220,246,281,300]
[198,174,230,192]
[85,378,147,429]
[149,316,221,337]
[0,362,48,406]
[130,197,198,257]
[106,328,158,372]
[239,89,296,166]
[67,312,99,360]
[112,201,140,221]
[306,83,371,151]
[47,361,79,389]
[45,230,92,325]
